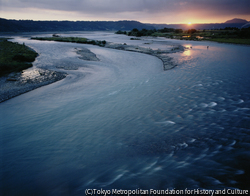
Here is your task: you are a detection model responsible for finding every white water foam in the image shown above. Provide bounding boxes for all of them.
[234,107,250,111]
[103,170,128,186]
[200,103,208,108]
[179,142,188,148]
[218,97,225,101]
[156,120,176,125]
[108,90,120,96]
[192,84,203,88]
[236,99,244,104]
[208,102,217,107]
[142,160,158,172]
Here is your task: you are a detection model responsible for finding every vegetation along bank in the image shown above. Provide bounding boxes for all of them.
[116,26,250,45]
[0,38,38,76]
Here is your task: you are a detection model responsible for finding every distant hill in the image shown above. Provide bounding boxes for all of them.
[225,18,248,24]
[1,18,249,32]
[0,18,154,32]
[148,18,250,30]
[147,23,248,30]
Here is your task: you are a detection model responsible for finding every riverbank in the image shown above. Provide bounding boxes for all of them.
[208,38,250,45]
[0,43,104,103]
[76,48,100,61]
[0,37,184,103]
[0,69,67,103]
[30,36,185,70]
[0,38,38,76]
[105,42,184,70]
[117,28,250,45]
[0,38,67,103]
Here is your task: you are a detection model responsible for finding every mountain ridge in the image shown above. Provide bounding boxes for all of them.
[0,18,155,32]
[225,18,249,24]
[0,18,249,32]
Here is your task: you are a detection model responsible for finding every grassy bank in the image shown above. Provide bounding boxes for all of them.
[31,36,106,47]
[0,38,38,76]
[117,27,250,45]
[208,38,250,45]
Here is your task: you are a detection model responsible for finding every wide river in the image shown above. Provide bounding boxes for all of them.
[1,32,250,195]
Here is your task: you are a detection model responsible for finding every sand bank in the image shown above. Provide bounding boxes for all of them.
[0,69,67,103]
[0,47,101,103]
[0,41,185,103]
[105,42,184,70]
[76,48,100,61]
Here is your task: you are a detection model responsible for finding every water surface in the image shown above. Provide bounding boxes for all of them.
[0,33,250,195]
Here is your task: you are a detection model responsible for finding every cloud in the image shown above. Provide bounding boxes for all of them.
[1,0,250,22]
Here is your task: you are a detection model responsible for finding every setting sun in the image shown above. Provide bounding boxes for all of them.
[188,22,192,25]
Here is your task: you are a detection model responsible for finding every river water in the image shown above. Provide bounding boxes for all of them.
[0,32,250,195]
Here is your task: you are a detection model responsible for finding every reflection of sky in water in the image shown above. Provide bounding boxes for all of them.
[21,68,41,80]
[183,49,191,56]
[184,44,192,48]
[169,43,228,66]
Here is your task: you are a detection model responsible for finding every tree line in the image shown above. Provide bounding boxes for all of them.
[116,26,250,39]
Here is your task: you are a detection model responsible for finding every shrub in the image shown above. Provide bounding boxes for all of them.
[0,39,38,76]
[187,29,197,34]
[175,29,183,34]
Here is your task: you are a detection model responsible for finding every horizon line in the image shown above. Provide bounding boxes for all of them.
[1,17,249,25]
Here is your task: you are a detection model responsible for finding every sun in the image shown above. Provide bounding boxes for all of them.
[188,22,192,25]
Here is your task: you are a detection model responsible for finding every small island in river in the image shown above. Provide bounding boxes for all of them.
[0,38,67,103]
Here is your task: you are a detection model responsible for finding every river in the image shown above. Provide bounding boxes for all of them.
[0,32,250,195]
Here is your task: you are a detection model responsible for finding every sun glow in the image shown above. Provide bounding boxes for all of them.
[188,22,192,25]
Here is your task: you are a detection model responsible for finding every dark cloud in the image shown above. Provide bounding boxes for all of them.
[1,0,250,22]
[2,0,250,13]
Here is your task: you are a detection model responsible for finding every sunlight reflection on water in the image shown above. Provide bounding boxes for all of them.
[183,49,191,56]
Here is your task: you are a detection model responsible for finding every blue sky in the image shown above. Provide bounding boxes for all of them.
[1,0,250,24]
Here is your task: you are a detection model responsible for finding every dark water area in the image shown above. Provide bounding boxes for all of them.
[0,33,250,195]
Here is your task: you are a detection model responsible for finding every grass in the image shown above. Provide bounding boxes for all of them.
[125,28,250,45]
[156,32,250,45]
[31,37,107,47]
[0,39,38,76]
[151,32,170,37]
[208,38,250,45]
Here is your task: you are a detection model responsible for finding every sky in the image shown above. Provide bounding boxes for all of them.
[1,0,250,24]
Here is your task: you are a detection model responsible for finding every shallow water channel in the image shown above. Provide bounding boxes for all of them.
[0,32,250,195]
